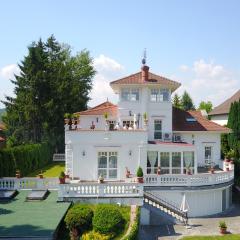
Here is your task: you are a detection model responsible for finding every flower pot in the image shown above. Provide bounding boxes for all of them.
[59,178,65,184]
[220,227,227,234]
[137,177,144,183]
[16,173,21,178]
[225,159,231,163]
[210,169,215,174]
[157,168,161,175]
[38,174,44,179]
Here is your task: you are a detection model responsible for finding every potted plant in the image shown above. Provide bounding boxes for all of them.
[98,174,104,183]
[143,112,148,125]
[157,166,161,175]
[73,113,80,125]
[210,166,215,174]
[186,165,191,175]
[38,170,44,179]
[137,166,144,183]
[15,169,21,178]
[64,113,71,125]
[219,220,227,234]
[59,171,65,184]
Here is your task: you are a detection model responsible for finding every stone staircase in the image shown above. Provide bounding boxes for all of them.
[143,191,188,225]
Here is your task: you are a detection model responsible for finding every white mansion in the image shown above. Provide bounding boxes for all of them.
[64,60,234,217]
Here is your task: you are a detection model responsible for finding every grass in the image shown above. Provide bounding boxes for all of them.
[181,235,240,240]
[27,162,65,177]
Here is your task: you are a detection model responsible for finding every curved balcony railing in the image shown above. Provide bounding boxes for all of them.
[144,170,234,187]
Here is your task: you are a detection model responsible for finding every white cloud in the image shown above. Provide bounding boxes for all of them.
[176,59,239,107]
[89,55,125,107]
[0,64,19,108]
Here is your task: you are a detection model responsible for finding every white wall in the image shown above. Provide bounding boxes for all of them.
[210,114,228,126]
[178,132,221,166]
[65,130,148,180]
[151,185,231,217]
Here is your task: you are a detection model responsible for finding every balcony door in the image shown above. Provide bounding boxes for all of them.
[154,120,162,140]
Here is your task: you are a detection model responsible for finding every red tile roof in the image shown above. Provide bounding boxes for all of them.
[75,101,118,116]
[110,71,181,88]
[172,107,230,132]
[209,90,240,116]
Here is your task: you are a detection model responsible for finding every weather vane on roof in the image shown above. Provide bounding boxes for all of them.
[142,48,147,65]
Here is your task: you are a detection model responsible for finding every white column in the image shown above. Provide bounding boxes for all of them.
[181,152,184,174]
[194,150,198,174]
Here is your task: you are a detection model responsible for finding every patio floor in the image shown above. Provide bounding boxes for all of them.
[0,190,70,239]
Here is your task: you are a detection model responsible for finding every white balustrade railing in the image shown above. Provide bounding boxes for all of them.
[58,182,143,199]
[144,170,234,187]
[0,177,59,190]
[53,153,65,162]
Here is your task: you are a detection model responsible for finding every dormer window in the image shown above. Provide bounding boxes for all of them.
[150,88,170,102]
[121,88,139,101]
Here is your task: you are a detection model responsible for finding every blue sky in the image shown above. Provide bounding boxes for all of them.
[1,0,240,108]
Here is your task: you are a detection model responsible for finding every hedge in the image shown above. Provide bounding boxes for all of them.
[122,207,140,240]
[93,205,124,235]
[0,142,53,177]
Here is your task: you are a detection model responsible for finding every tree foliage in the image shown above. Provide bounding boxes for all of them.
[2,35,95,151]
[181,91,195,111]
[172,93,182,109]
[198,101,213,113]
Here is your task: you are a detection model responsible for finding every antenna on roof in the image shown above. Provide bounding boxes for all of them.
[142,48,147,65]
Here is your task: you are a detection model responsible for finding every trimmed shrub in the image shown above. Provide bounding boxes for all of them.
[64,204,93,238]
[93,205,124,235]
[81,231,112,240]
[0,142,52,177]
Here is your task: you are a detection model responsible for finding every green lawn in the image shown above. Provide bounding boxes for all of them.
[27,162,65,177]
[181,235,240,240]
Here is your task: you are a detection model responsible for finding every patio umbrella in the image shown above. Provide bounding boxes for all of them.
[180,193,189,213]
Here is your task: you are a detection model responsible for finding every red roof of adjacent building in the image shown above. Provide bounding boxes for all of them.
[209,90,240,116]
[110,71,181,88]
[172,107,230,132]
[75,101,118,116]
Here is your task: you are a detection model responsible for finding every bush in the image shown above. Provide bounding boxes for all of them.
[0,142,52,177]
[136,167,143,177]
[81,231,112,240]
[65,204,93,235]
[93,205,124,235]
[219,220,227,229]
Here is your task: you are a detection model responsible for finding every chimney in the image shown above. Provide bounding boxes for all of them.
[141,65,149,82]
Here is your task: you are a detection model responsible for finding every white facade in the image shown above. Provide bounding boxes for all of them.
[210,114,228,126]
[64,64,233,216]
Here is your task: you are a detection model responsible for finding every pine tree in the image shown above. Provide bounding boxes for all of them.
[172,93,182,109]
[2,35,95,150]
[181,91,195,111]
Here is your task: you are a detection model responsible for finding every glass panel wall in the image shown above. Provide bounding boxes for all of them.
[160,152,170,174]
[172,152,181,174]
[183,151,194,174]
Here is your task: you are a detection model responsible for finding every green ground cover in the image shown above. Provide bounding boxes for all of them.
[0,191,70,238]
[27,161,65,177]
[182,235,240,240]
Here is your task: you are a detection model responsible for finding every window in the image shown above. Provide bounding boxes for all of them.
[122,120,134,128]
[150,88,169,102]
[160,152,170,174]
[205,146,212,164]
[121,88,139,101]
[172,152,181,174]
[98,152,117,179]
[154,120,162,140]
[147,151,158,174]
[183,151,194,173]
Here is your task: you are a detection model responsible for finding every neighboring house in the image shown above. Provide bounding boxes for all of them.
[0,123,6,149]
[64,60,233,217]
[209,90,240,126]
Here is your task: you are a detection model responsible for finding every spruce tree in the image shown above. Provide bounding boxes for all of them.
[181,91,195,111]
[2,35,95,150]
[172,93,182,109]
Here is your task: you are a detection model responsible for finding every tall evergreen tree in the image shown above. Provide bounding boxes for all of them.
[2,35,95,150]
[181,91,195,111]
[172,93,182,109]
